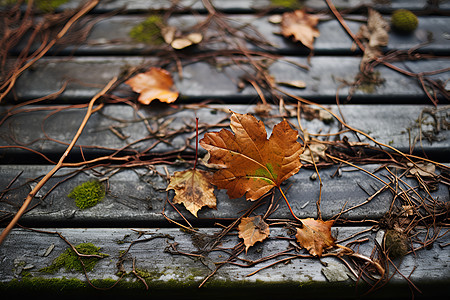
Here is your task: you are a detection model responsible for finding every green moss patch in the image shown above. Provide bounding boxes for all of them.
[68,180,105,209]
[391,9,418,33]
[36,0,69,12]
[39,243,108,274]
[270,0,303,9]
[129,15,165,45]
[384,229,408,258]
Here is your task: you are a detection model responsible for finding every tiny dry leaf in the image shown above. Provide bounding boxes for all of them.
[238,215,270,252]
[407,162,436,178]
[199,111,303,201]
[300,142,327,164]
[357,8,390,69]
[295,218,336,257]
[125,67,179,105]
[281,9,320,50]
[166,168,216,217]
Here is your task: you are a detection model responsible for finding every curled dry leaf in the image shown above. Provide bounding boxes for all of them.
[357,8,390,70]
[281,9,320,50]
[166,168,216,217]
[276,80,307,89]
[125,67,179,105]
[300,142,327,164]
[161,25,203,49]
[295,218,336,257]
[238,215,270,252]
[199,111,303,201]
[407,162,436,178]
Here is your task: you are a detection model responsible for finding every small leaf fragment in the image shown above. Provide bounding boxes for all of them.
[357,8,390,70]
[238,215,270,252]
[161,26,177,44]
[407,162,436,178]
[277,80,307,89]
[281,9,320,50]
[166,168,216,217]
[170,32,203,49]
[295,218,336,257]
[300,142,327,164]
[125,67,179,105]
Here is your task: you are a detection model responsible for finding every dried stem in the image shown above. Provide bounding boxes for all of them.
[0,77,117,245]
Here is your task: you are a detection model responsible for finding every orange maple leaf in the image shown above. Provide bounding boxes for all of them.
[166,168,216,217]
[238,215,270,252]
[295,218,336,257]
[125,67,179,105]
[281,9,320,50]
[199,111,303,201]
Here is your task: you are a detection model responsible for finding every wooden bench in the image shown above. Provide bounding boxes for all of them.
[1,0,449,298]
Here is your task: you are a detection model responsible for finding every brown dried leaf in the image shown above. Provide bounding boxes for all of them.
[295,218,336,257]
[166,168,216,217]
[238,215,270,252]
[357,8,390,69]
[281,9,320,50]
[125,67,179,105]
[300,142,327,164]
[277,80,307,89]
[407,162,436,178]
[199,111,303,201]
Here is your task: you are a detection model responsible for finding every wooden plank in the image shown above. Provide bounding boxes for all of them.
[0,227,448,297]
[7,56,449,103]
[0,104,448,161]
[0,161,448,226]
[43,0,448,14]
[11,15,450,56]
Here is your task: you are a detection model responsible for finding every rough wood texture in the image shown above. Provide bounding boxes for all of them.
[0,227,449,297]
[1,104,448,160]
[43,0,450,14]
[6,56,449,103]
[1,0,449,297]
[1,162,447,226]
[12,15,450,56]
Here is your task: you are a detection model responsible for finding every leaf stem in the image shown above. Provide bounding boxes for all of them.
[277,186,303,225]
[194,117,199,170]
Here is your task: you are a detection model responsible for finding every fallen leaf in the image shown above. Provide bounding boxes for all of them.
[407,162,436,178]
[357,8,390,70]
[277,80,307,89]
[199,111,303,201]
[300,142,327,164]
[268,14,283,24]
[166,168,216,217]
[281,9,320,50]
[125,67,179,105]
[295,218,336,257]
[161,26,176,44]
[171,32,203,49]
[238,215,270,252]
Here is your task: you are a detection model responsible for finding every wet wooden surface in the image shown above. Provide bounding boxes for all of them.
[0,0,449,298]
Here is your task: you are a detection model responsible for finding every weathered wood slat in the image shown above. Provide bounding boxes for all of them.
[8,56,449,103]
[0,227,448,297]
[0,161,448,226]
[1,104,448,162]
[36,0,450,14]
[12,15,450,56]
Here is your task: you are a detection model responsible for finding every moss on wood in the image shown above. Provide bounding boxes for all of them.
[39,243,109,274]
[129,15,165,45]
[68,180,105,209]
